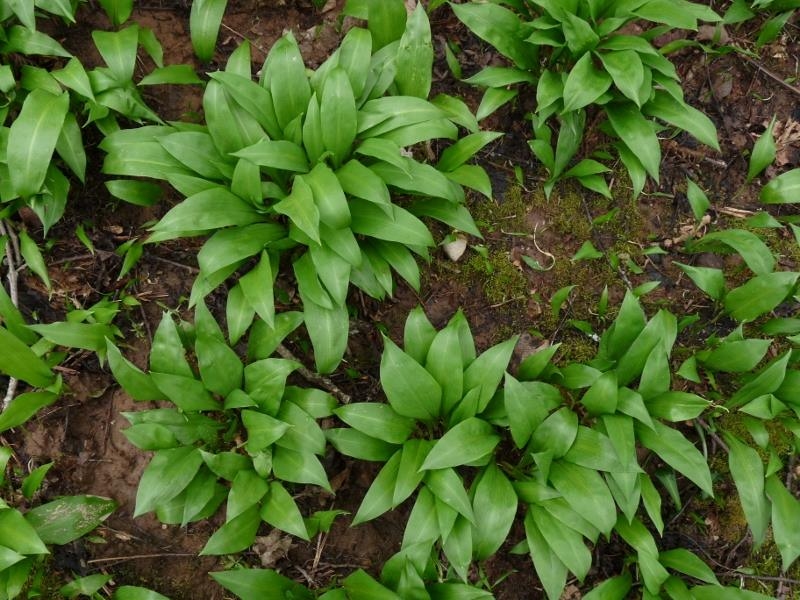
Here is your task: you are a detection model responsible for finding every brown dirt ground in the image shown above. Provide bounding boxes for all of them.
[2,1,799,598]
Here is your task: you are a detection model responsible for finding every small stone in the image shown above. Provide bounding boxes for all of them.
[443,236,468,262]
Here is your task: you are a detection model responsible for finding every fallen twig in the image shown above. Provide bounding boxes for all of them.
[0,220,21,410]
[276,344,351,404]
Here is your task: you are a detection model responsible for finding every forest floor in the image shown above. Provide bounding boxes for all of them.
[4,1,800,598]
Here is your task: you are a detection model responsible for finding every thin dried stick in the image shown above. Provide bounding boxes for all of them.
[87,552,197,565]
[276,344,351,404]
[0,220,20,410]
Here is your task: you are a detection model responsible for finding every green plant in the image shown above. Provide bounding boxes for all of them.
[0,449,116,599]
[211,564,494,599]
[60,574,170,599]
[723,0,800,47]
[329,307,518,581]
[107,303,338,555]
[102,4,495,373]
[452,0,720,197]
[0,17,200,233]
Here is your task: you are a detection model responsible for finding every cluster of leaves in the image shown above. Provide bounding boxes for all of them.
[0,1,197,235]
[723,0,800,47]
[451,0,720,197]
[203,293,800,599]
[0,447,116,599]
[102,1,495,374]
[108,303,342,555]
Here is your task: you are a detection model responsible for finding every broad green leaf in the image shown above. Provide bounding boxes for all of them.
[636,421,713,496]
[563,426,624,473]
[159,131,232,180]
[135,446,203,516]
[728,351,790,409]
[0,391,58,434]
[725,272,798,322]
[28,322,112,353]
[674,263,725,301]
[190,0,228,61]
[370,160,462,202]
[98,0,133,26]
[238,252,275,328]
[659,548,719,584]
[476,86,518,121]
[607,101,660,181]
[761,168,800,204]
[699,339,771,373]
[277,178,320,244]
[580,371,618,415]
[765,474,800,571]
[4,26,71,57]
[0,509,47,555]
[450,2,535,69]
[616,310,677,386]
[203,80,264,154]
[424,467,474,523]
[438,132,503,173]
[691,229,774,276]
[691,586,775,600]
[265,33,311,130]
[325,428,397,462]
[261,481,309,540]
[276,401,326,455]
[524,510,568,600]
[425,324,464,415]
[532,505,592,581]
[463,336,518,412]
[212,568,314,600]
[201,505,259,555]
[149,314,192,378]
[0,326,53,388]
[380,334,442,421]
[503,376,561,449]
[320,68,357,167]
[748,117,776,182]
[394,5,433,98]
[60,573,114,598]
[582,573,633,600]
[420,418,499,471]
[352,449,401,525]
[150,187,261,239]
[113,586,171,600]
[599,50,645,105]
[643,91,719,151]
[686,178,711,220]
[55,112,86,182]
[92,26,139,83]
[645,391,709,421]
[197,333,242,396]
[392,439,431,507]
[471,463,517,559]
[337,27,372,99]
[335,403,415,445]
[343,569,401,600]
[105,180,162,206]
[137,63,202,86]
[246,312,304,361]
[403,306,437,365]
[241,409,288,454]
[272,446,330,491]
[8,89,69,199]
[336,158,391,210]
[531,407,579,458]
[549,461,616,536]
[150,372,218,412]
[443,515,472,581]
[106,340,163,401]
[26,496,116,545]
[233,139,309,172]
[303,295,349,374]
[208,71,280,138]
[562,53,613,113]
